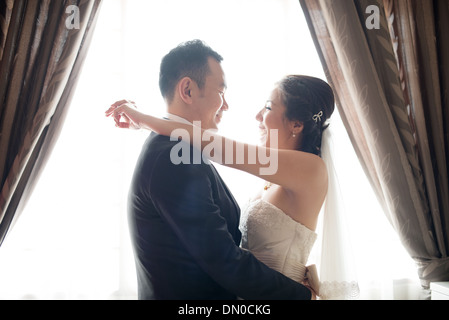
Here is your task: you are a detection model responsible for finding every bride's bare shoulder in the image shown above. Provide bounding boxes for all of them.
[281,150,328,192]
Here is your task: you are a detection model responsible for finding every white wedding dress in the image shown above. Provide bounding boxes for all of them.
[240,199,317,286]
[240,198,359,300]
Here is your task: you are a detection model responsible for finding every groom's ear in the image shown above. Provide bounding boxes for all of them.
[178,77,194,105]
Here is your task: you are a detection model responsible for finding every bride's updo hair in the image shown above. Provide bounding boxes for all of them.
[277,75,335,157]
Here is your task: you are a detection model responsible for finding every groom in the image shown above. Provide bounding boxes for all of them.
[125,40,312,300]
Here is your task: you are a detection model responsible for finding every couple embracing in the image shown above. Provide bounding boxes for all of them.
[106,40,359,300]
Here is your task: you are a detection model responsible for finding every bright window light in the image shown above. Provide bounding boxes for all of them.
[0,0,419,299]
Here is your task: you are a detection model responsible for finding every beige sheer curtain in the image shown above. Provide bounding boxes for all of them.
[0,0,102,245]
[299,0,448,296]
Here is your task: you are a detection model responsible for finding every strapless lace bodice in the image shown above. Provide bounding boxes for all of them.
[240,199,317,283]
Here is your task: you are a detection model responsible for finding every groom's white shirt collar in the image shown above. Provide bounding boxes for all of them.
[165,113,192,125]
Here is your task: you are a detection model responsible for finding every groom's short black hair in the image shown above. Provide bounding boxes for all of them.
[159,39,223,103]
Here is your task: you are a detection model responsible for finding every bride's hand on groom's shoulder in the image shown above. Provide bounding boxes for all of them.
[105,99,142,130]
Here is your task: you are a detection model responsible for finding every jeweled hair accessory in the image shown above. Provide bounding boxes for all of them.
[313,111,323,123]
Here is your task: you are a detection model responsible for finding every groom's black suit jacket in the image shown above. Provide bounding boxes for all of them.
[128,133,311,300]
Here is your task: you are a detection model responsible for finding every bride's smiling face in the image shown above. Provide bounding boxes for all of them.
[256,87,292,149]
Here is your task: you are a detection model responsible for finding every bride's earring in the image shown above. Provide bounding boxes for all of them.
[292,132,296,138]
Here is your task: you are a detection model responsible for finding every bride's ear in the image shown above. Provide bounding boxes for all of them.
[178,77,194,105]
[291,120,304,136]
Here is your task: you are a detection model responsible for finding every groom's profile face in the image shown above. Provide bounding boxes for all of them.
[194,57,228,130]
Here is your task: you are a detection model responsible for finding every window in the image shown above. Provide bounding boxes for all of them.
[0,0,419,299]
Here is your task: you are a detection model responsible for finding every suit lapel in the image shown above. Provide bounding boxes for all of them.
[208,163,241,221]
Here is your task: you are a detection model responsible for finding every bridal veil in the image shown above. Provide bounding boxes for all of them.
[316,126,360,300]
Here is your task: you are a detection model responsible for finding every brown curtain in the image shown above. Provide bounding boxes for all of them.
[299,0,449,293]
[0,0,102,245]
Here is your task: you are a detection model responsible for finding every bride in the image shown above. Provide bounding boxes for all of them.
[106,75,359,299]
